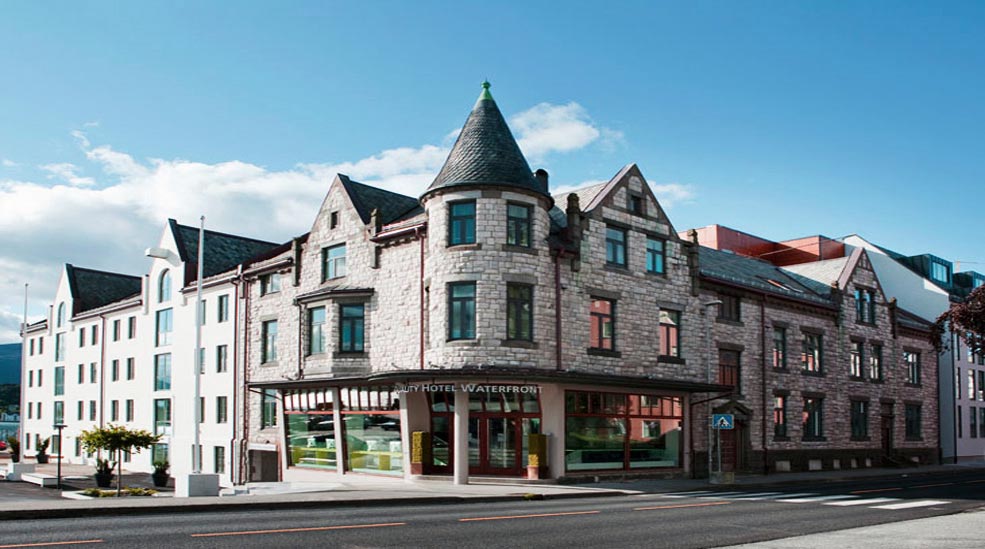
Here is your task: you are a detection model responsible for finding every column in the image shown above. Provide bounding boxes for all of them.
[453,388,469,485]
[331,387,344,478]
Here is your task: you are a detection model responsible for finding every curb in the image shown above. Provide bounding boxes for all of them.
[0,489,629,521]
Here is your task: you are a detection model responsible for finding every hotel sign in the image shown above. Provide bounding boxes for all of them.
[394,383,541,394]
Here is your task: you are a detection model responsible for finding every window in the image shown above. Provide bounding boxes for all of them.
[659,310,680,357]
[322,245,347,280]
[77,364,84,384]
[214,446,226,475]
[850,400,869,439]
[957,368,962,400]
[89,362,97,384]
[127,316,136,339]
[57,302,65,328]
[111,359,119,382]
[980,408,985,438]
[904,351,921,385]
[506,203,532,247]
[972,407,979,438]
[773,396,787,437]
[772,328,787,369]
[54,401,64,424]
[869,344,883,380]
[905,404,922,439]
[126,357,135,380]
[590,298,615,350]
[979,371,985,401]
[154,354,171,391]
[54,366,64,396]
[155,308,173,346]
[37,370,43,387]
[154,399,171,435]
[91,325,98,345]
[197,347,205,374]
[718,294,741,322]
[628,193,644,215]
[76,401,82,420]
[718,349,740,390]
[29,339,34,356]
[308,307,326,354]
[36,402,41,420]
[79,327,85,347]
[216,345,228,373]
[89,400,96,421]
[262,320,278,362]
[152,443,169,465]
[850,341,864,378]
[448,201,476,245]
[198,397,205,424]
[38,336,43,354]
[854,288,876,324]
[506,284,533,341]
[27,402,32,419]
[28,370,33,387]
[125,400,134,422]
[216,396,228,423]
[112,319,120,341]
[217,294,229,323]
[448,283,476,340]
[646,238,665,274]
[958,406,963,438]
[605,226,627,267]
[158,270,171,303]
[803,397,824,439]
[55,333,64,362]
[930,260,950,284]
[110,400,119,422]
[330,211,339,229]
[198,299,206,326]
[339,304,365,352]
[261,389,278,428]
[801,333,823,373]
[260,273,282,295]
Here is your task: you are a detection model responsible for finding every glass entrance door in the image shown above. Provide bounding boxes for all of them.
[469,416,521,475]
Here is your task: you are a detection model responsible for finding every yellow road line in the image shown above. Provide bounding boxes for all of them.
[459,510,600,522]
[634,501,732,511]
[191,522,406,538]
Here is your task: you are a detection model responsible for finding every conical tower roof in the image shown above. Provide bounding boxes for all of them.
[422,82,548,201]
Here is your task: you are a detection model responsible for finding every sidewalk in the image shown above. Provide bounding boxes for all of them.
[2,460,983,521]
[719,508,985,548]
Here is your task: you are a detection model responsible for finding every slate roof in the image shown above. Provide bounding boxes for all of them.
[698,247,832,305]
[780,257,851,296]
[424,83,548,200]
[550,182,609,229]
[169,219,281,279]
[65,264,142,316]
[339,175,422,225]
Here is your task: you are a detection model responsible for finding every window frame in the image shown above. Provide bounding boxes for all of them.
[803,397,824,440]
[773,395,787,438]
[605,225,627,267]
[506,283,534,341]
[850,399,869,440]
[321,244,347,281]
[261,320,278,363]
[801,332,823,373]
[339,303,366,353]
[589,297,616,351]
[718,294,741,322]
[645,237,665,274]
[506,202,533,248]
[158,270,171,303]
[448,200,477,246]
[308,306,326,355]
[772,327,787,369]
[448,282,477,341]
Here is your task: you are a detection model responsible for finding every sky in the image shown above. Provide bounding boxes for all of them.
[1,1,984,343]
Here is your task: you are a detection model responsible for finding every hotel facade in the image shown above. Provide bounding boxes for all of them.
[21,84,940,485]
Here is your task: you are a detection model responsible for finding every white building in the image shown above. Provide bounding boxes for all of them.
[20,219,279,485]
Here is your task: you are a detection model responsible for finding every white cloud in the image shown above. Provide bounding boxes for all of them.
[40,162,96,187]
[0,100,622,343]
[1,159,17,168]
[651,183,696,208]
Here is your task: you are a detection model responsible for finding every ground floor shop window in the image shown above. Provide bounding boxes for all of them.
[565,391,683,471]
[287,412,337,470]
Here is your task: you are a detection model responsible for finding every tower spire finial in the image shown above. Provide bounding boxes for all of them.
[478,80,493,101]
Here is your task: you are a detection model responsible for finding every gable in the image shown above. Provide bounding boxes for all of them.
[581,164,679,239]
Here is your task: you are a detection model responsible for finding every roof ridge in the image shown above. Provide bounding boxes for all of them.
[172,220,280,246]
[66,264,141,280]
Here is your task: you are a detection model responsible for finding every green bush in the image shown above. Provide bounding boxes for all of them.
[81,487,157,497]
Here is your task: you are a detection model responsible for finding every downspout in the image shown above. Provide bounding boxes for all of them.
[296,301,304,380]
[240,276,251,483]
[230,268,241,484]
[419,228,425,370]
[760,295,768,475]
[99,315,107,429]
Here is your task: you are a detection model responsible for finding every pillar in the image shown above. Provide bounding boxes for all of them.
[453,388,469,485]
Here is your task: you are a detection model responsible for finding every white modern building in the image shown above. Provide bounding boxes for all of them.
[20,220,279,485]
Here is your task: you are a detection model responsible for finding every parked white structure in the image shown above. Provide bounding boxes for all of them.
[20,220,279,486]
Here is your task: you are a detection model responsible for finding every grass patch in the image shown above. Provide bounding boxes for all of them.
[80,487,158,497]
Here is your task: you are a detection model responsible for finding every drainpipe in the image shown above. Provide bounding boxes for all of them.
[703,300,723,479]
[419,228,425,370]
[231,270,241,484]
[240,276,251,483]
[296,300,304,380]
[99,315,107,429]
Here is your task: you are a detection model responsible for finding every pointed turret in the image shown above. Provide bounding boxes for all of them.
[422,82,549,201]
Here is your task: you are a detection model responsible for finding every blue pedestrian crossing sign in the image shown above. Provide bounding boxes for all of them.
[712,414,734,430]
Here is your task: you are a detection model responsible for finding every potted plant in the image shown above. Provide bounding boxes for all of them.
[79,424,160,496]
[6,437,19,463]
[151,460,170,488]
[94,458,115,488]
[35,437,50,464]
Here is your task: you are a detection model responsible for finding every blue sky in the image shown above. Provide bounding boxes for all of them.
[1,2,983,341]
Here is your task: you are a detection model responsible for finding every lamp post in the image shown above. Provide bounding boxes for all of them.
[703,300,722,482]
[52,423,66,490]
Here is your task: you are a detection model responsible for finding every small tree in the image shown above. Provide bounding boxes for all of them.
[932,285,985,355]
[79,424,160,497]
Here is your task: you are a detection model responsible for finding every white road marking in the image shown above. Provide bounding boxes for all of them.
[825,497,900,506]
[696,492,747,499]
[662,491,713,498]
[719,492,784,500]
[778,494,859,503]
[871,500,950,510]
[768,493,820,501]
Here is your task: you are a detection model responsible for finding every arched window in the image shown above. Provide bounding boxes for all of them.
[56,302,65,328]
[158,270,172,303]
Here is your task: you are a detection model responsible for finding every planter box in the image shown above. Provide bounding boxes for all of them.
[5,462,36,481]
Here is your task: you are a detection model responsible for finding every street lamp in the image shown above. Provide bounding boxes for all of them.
[52,423,66,490]
[703,300,722,483]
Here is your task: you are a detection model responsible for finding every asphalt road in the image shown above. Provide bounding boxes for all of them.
[1,469,983,548]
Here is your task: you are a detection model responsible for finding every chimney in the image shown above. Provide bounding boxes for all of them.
[370,208,383,235]
[534,169,549,193]
[566,193,582,243]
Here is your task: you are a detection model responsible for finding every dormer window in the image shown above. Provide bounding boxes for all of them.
[930,260,951,285]
[322,244,347,281]
[158,270,172,303]
[448,201,476,246]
